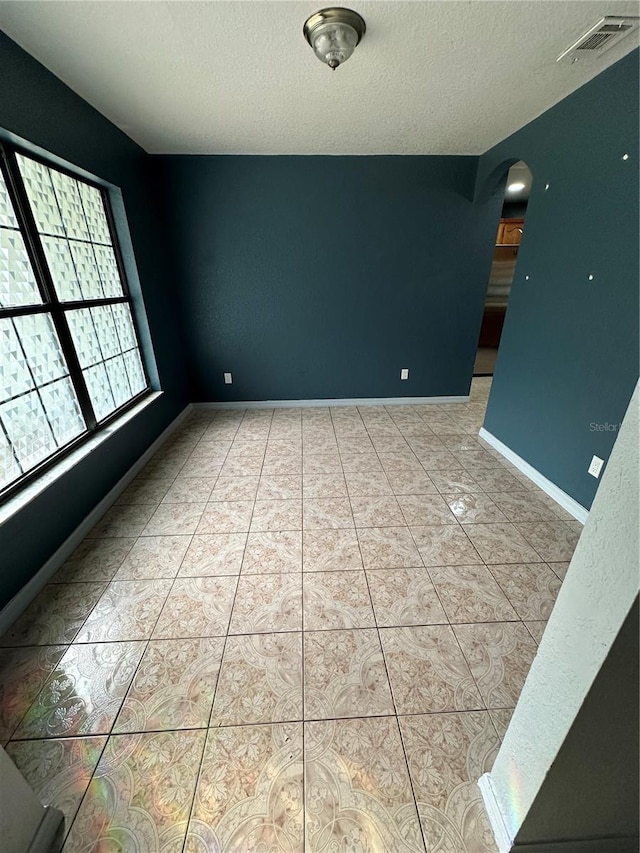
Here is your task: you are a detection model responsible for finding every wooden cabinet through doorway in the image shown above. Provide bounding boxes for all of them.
[496,218,524,246]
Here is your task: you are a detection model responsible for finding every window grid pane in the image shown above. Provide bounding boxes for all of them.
[0,312,86,490]
[1,149,149,498]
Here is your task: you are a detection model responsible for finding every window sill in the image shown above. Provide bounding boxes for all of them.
[0,391,163,526]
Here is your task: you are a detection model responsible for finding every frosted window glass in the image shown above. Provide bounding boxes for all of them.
[0,169,19,229]
[0,427,21,490]
[83,362,115,421]
[0,227,42,308]
[0,390,57,470]
[39,377,85,446]
[16,155,65,236]
[41,236,83,302]
[50,170,90,241]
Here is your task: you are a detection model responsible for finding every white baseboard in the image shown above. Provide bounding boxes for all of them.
[478,773,513,853]
[194,395,470,410]
[478,427,589,524]
[0,404,193,636]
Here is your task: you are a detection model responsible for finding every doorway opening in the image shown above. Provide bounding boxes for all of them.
[474,160,532,376]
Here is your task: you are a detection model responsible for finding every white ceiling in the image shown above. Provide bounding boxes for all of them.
[0,1,638,155]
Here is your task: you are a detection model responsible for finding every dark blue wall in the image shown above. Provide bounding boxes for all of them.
[159,155,501,402]
[476,50,639,511]
[0,33,188,608]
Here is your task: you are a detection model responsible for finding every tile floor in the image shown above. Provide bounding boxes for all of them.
[0,378,581,852]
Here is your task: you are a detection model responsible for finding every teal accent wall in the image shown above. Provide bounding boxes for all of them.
[157,155,501,402]
[0,33,187,609]
[476,49,639,510]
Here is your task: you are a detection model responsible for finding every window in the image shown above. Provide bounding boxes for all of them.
[0,145,149,499]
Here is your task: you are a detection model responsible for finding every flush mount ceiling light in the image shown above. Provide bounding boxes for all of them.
[508,182,526,192]
[303,7,366,71]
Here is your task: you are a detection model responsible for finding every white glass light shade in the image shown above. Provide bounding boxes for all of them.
[304,8,366,70]
[310,21,359,69]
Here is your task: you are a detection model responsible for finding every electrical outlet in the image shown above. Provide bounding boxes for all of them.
[400,368,409,380]
[588,455,604,478]
[224,372,232,384]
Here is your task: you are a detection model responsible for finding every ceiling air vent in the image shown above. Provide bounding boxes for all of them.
[557,16,639,63]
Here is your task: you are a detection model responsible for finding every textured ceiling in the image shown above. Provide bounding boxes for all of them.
[0,1,638,155]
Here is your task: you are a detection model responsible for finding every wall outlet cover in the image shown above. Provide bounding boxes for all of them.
[588,455,604,478]
[401,368,409,380]
[224,372,232,384]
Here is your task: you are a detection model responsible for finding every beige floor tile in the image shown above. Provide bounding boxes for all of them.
[88,503,157,538]
[525,621,547,644]
[75,580,172,643]
[430,564,518,623]
[515,521,581,562]
[548,560,570,580]
[211,632,303,726]
[178,533,246,577]
[229,438,267,455]
[230,573,302,634]
[337,436,374,454]
[305,716,425,852]
[344,471,393,497]
[454,622,538,709]
[357,526,423,569]
[115,477,173,505]
[251,499,302,532]
[462,523,543,564]
[399,711,499,853]
[6,736,106,838]
[339,451,384,473]
[113,535,191,581]
[489,707,514,740]
[411,525,482,567]
[1,582,105,646]
[490,491,561,522]
[415,448,461,470]
[489,563,561,620]
[387,469,438,495]
[153,576,237,639]
[63,729,205,852]
[196,500,254,534]
[257,474,303,500]
[268,438,303,456]
[54,538,135,583]
[0,645,67,742]
[114,637,224,732]
[262,455,303,476]
[381,625,483,714]
[304,628,394,720]
[351,495,405,528]
[303,453,343,474]
[209,475,260,501]
[179,457,223,479]
[242,530,302,574]
[399,494,459,526]
[453,448,502,469]
[220,455,264,477]
[430,469,484,495]
[184,723,303,853]
[303,570,375,630]
[366,568,448,627]
[470,469,527,493]
[142,502,206,536]
[445,493,508,524]
[161,477,216,504]
[303,473,348,498]
[14,641,145,738]
[302,529,362,572]
[303,498,354,530]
